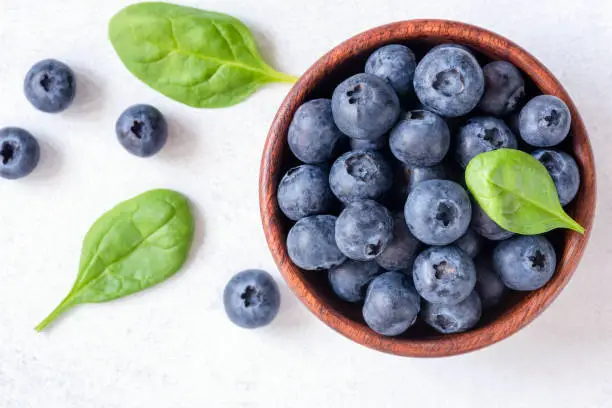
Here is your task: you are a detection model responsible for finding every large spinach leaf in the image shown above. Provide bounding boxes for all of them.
[109,2,297,108]
[36,189,194,331]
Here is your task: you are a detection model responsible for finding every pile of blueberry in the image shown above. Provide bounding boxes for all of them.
[280,43,580,336]
[0,59,170,180]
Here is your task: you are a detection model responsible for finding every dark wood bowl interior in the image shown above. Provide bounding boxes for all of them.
[260,20,596,357]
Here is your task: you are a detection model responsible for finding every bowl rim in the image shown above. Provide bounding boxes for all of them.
[259,19,596,357]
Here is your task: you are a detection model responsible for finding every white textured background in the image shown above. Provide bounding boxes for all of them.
[1,0,611,407]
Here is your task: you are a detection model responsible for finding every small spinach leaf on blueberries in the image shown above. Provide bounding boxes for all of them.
[108,2,297,108]
[35,189,194,331]
[465,148,584,235]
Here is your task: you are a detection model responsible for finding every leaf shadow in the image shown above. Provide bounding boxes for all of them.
[249,26,285,72]
[183,194,206,271]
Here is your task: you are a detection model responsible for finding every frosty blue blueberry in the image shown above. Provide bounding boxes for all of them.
[532,149,580,206]
[288,99,345,164]
[455,116,517,168]
[422,291,482,334]
[413,246,476,305]
[493,235,556,291]
[0,127,40,180]
[363,271,420,336]
[413,44,484,117]
[389,110,450,167]
[116,104,168,157]
[287,215,347,271]
[329,150,393,203]
[479,61,525,116]
[376,212,421,271]
[331,73,400,140]
[519,95,571,147]
[365,44,417,98]
[328,260,381,303]
[24,59,76,113]
[223,270,280,329]
[277,165,334,221]
[404,180,471,245]
[335,200,394,261]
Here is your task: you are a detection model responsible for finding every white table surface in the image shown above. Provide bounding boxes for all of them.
[1,0,611,407]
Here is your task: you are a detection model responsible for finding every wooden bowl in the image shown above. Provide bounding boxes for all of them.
[259,20,596,357]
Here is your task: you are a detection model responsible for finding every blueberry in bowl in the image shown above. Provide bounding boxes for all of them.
[260,20,595,357]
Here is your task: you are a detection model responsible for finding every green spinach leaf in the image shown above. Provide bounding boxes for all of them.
[109,2,298,108]
[36,189,194,331]
[466,148,584,235]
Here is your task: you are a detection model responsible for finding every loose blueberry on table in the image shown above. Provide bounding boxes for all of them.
[0,127,40,180]
[278,41,583,338]
[24,59,76,113]
[224,270,281,329]
[116,104,168,157]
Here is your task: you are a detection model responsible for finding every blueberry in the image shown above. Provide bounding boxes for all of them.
[331,73,400,140]
[454,229,483,258]
[471,201,514,240]
[116,104,168,157]
[376,212,421,270]
[389,110,450,166]
[223,270,280,329]
[404,180,471,245]
[24,59,76,113]
[365,44,417,98]
[277,165,334,221]
[0,127,40,180]
[350,137,386,151]
[478,61,525,116]
[328,260,381,303]
[408,164,448,191]
[455,116,518,168]
[413,44,484,117]
[335,200,394,261]
[422,291,482,334]
[475,258,506,308]
[519,95,571,147]
[329,150,393,203]
[413,246,476,305]
[363,271,420,336]
[493,235,556,291]
[532,149,580,206]
[287,215,347,271]
[288,99,345,164]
